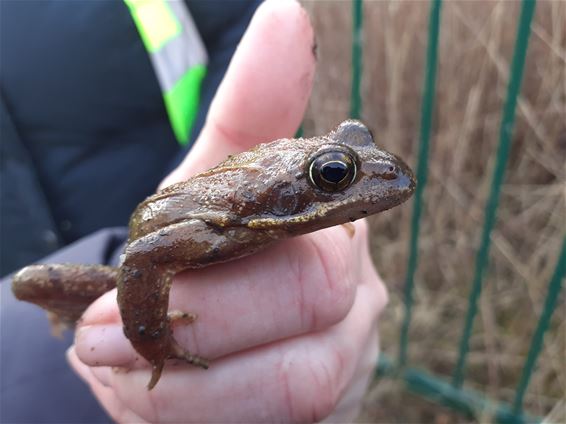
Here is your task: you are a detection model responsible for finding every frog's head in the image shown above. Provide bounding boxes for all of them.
[300,119,415,228]
[245,120,415,233]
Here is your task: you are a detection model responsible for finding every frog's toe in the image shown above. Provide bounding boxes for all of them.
[170,339,210,370]
[147,361,165,390]
[168,310,198,325]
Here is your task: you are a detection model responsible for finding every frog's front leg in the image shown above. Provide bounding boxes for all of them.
[117,218,269,389]
[167,310,210,371]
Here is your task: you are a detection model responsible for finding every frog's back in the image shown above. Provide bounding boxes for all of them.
[127,136,317,242]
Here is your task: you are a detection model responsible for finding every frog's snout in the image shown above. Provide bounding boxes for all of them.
[394,155,416,198]
[363,152,416,201]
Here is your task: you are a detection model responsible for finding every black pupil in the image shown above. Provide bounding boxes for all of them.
[321,161,348,183]
[308,150,357,192]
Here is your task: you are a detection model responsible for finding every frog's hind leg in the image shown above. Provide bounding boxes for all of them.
[12,263,119,330]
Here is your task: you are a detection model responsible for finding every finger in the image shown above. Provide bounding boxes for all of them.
[160,0,316,188]
[67,348,149,424]
[75,222,372,368]
[94,280,380,423]
[322,324,380,423]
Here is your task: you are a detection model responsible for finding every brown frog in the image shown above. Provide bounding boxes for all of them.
[12,120,415,389]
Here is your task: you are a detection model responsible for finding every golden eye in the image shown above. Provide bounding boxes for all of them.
[308,151,357,192]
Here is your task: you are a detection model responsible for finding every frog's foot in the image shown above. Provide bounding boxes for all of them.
[147,342,209,389]
[146,313,209,390]
[168,311,208,367]
[47,311,71,339]
[168,310,198,325]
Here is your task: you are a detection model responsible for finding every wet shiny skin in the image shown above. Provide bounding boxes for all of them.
[12,120,415,389]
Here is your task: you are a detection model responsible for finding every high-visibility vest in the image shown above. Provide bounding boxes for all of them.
[124,0,207,146]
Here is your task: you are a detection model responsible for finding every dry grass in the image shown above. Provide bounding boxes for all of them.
[302,1,565,422]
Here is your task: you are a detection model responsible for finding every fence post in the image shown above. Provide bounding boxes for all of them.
[512,237,565,414]
[351,0,363,120]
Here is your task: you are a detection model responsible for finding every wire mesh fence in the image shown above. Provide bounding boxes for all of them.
[343,0,564,422]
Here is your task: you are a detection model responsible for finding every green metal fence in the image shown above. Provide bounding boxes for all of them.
[348,0,565,422]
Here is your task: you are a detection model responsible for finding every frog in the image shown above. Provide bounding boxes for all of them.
[12,120,416,389]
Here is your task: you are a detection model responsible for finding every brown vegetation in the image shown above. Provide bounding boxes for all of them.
[302,1,565,422]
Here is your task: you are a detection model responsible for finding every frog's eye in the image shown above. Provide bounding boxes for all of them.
[309,151,357,192]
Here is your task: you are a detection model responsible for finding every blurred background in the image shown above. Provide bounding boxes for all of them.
[301,1,564,422]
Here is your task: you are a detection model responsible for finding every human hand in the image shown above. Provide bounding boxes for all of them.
[68,1,388,422]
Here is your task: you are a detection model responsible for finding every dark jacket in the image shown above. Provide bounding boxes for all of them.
[0,0,260,277]
[0,1,260,422]
[1,229,127,423]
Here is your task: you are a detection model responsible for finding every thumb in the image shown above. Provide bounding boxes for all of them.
[160,0,316,189]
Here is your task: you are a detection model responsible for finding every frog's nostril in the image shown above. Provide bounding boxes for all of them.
[381,165,398,180]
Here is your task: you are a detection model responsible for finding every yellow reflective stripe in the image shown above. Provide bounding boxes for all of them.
[124,0,180,53]
[164,64,206,146]
[125,0,207,146]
